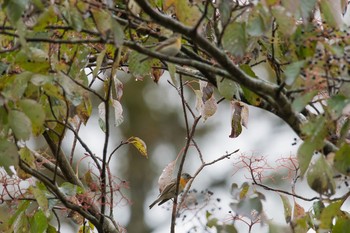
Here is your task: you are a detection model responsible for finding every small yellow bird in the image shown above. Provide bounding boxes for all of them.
[141,33,182,62]
[149,173,192,209]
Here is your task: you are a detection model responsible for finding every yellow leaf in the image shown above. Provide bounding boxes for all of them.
[163,0,176,10]
[127,136,148,158]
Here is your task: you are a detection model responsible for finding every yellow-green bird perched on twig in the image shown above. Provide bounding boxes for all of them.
[140,33,182,62]
[149,173,192,209]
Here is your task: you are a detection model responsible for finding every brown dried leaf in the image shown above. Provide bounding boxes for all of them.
[293,202,305,219]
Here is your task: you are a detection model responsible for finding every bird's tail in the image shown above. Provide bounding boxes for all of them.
[149,198,159,209]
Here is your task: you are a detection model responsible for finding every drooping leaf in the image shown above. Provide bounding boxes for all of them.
[30,183,49,217]
[297,139,316,176]
[8,110,32,141]
[127,136,148,158]
[175,0,201,27]
[216,77,240,100]
[247,8,268,37]
[98,102,106,132]
[327,94,350,119]
[293,202,305,219]
[307,155,335,196]
[84,170,99,192]
[68,6,84,32]
[201,95,217,121]
[91,9,111,38]
[111,99,124,127]
[18,99,46,135]
[113,77,124,101]
[110,18,125,47]
[300,0,317,21]
[218,0,234,27]
[29,209,48,233]
[284,60,306,86]
[229,101,249,138]
[128,51,152,80]
[0,140,19,175]
[13,212,30,232]
[4,0,28,24]
[222,22,247,57]
[291,90,318,113]
[59,182,84,196]
[8,200,30,227]
[333,218,350,233]
[319,200,343,230]
[230,197,263,219]
[271,6,296,36]
[16,147,35,180]
[167,62,177,86]
[319,0,343,28]
[334,143,350,175]
[279,195,292,223]
[2,72,32,101]
[92,49,106,80]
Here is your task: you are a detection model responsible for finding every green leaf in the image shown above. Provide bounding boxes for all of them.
[69,7,84,32]
[319,0,342,28]
[33,6,57,31]
[0,140,19,175]
[300,0,317,21]
[91,9,111,37]
[92,49,106,79]
[56,73,83,106]
[30,74,54,86]
[216,77,240,100]
[312,201,325,219]
[13,212,30,233]
[333,218,350,233]
[247,10,267,36]
[18,99,46,135]
[222,22,247,57]
[110,18,125,47]
[30,209,48,233]
[307,155,335,196]
[230,197,263,219]
[128,51,152,79]
[327,94,350,119]
[297,139,316,176]
[2,72,32,101]
[334,144,350,175]
[167,62,177,86]
[17,147,35,179]
[301,116,327,146]
[8,110,32,140]
[30,184,49,217]
[268,222,292,233]
[4,0,29,24]
[175,0,201,27]
[292,90,318,113]
[46,224,58,233]
[271,6,296,36]
[8,200,30,226]
[59,182,84,196]
[279,195,292,223]
[284,60,306,86]
[218,0,233,27]
[319,200,343,230]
